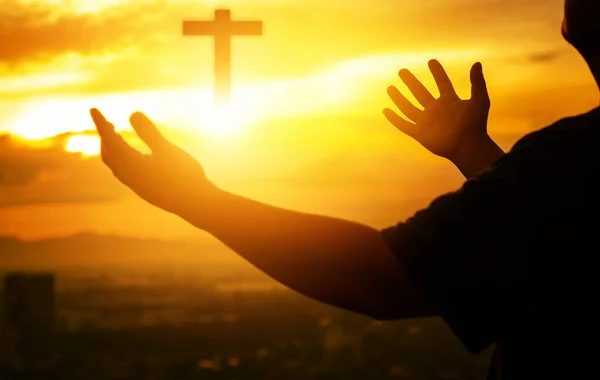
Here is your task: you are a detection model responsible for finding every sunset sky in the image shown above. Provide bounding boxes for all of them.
[1,0,599,242]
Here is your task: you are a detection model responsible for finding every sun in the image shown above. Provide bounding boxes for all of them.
[65,135,101,156]
[203,103,250,139]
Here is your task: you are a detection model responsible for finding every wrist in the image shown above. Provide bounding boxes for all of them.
[177,183,227,232]
[449,134,504,179]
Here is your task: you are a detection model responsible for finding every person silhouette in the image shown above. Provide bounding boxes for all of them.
[91,1,599,379]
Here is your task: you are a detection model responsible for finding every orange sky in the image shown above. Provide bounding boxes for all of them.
[1,0,599,241]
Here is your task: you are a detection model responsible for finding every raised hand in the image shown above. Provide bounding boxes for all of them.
[91,108,219,217]
[383,59,493,162]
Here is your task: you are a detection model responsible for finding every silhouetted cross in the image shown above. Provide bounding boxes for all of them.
[183,9,263,106]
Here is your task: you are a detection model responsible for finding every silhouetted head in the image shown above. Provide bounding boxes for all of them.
[562,0,600,63]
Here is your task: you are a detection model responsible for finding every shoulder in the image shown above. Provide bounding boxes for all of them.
[512,107,600,151]
[480,107,600,179]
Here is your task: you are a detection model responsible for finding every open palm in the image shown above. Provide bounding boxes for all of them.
[91,109,218,218]
[383,59,491,161]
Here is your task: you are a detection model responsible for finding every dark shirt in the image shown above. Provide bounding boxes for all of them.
[382,107,600,379]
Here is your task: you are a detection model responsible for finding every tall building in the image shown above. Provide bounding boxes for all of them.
[0,281,8,364]
[2,273,56,367]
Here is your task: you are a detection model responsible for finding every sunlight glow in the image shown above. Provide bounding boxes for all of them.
[0,73,91,95]
[204,103,250,138]
[65,135,101,156]
[4,98,100,139]
[2,50,485,143]
[48,0,130,13]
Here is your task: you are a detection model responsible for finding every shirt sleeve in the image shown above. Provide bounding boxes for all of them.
[381,129,576,353]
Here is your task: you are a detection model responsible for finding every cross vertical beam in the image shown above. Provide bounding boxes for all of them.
[214,10,231,104]
[183,9,263,107]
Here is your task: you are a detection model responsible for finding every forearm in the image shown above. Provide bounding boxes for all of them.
[179,189,434,320]
[450,135,505,180]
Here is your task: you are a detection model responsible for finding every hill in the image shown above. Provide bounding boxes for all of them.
[0,232,235,272]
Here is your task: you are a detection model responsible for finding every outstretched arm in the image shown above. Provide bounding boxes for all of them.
[384,60,505,179]
[91,109,436,321]
[189,189,435,320]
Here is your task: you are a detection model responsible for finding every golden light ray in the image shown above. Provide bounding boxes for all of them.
[2,51,484,147]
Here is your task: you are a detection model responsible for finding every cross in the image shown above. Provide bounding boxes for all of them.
[183,9,263,106]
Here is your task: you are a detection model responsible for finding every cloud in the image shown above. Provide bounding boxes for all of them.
[527,50,566,64]
[499,48,569,66]
[0,134,66,186]
[0,0,569,91]
[0,133,125,207]
[0,1,167,65]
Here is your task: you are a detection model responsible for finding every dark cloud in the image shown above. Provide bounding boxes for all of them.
[502,48,569,65]
[0,1,172,66]
[0,135,39,185]
[0,134,66,186]
[445,0,558,14]
[0,132,125,207]
[527,50,566,63]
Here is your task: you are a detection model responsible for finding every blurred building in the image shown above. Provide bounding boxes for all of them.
[0,282,8,364]
[1,273,56,368]
[322,324,363,371]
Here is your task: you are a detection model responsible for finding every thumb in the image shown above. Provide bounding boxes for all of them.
[470,62,490,103]
[129,111,170,153]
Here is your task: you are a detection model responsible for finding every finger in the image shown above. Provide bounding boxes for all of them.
[100,140,125,179]
[398,69,436,107]
[90,109,129,154]
[129,111,170,153]
[99,121,144,174]
[100,140,118,171]
[387,86,422,123]
[428,59,458,98]
[105,122,138,155]
[90,108,127,157]
[470,62,490,104]
[101,140,146,186]
[90,108,115,140]
[383,108,416,137]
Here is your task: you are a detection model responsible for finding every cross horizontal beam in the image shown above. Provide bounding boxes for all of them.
[182,21,263,36]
